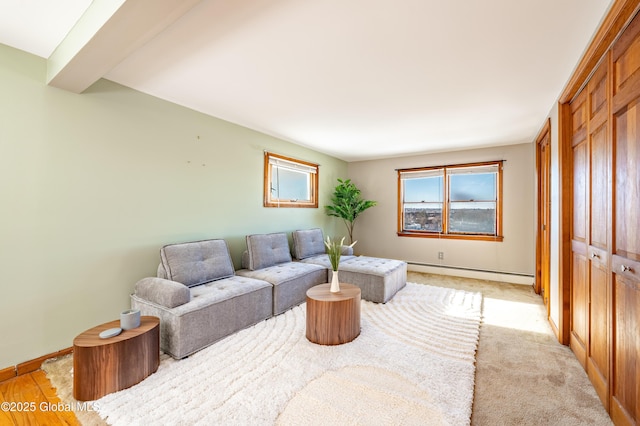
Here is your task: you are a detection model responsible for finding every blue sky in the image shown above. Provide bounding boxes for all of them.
[404,173,495,203]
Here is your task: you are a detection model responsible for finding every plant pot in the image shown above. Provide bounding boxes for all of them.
[120,309,141,330]
[330,270,340,293]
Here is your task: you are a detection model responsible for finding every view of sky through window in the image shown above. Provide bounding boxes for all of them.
[450,173,496,203]
[404,177,443,202]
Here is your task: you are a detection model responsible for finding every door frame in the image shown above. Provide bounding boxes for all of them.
[535,118,551,317]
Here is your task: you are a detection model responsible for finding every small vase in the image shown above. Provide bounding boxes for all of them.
[330,270,340,293]
[120,309,140,330]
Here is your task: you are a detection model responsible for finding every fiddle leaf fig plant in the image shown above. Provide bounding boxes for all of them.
[325,178,377,245]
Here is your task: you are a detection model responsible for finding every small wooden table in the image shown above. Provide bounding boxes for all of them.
[306,283,361,345]
[73,316,160,401]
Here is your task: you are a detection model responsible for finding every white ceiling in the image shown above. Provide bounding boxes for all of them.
[1,0,613,161]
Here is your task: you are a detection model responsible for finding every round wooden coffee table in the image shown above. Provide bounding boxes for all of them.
[306,283,361,345]
[73,316,160,401]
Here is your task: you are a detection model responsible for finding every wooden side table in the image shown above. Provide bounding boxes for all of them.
[306,283,361,345]
[73,316,160,401]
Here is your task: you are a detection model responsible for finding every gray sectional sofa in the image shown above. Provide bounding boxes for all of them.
[130,229,407,359]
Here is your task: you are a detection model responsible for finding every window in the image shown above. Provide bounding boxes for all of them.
[264,152,318,208]
[398,161,503,241]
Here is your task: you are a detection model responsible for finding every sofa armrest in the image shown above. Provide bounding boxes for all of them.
[341,245,354,256]
[134,277,191,308]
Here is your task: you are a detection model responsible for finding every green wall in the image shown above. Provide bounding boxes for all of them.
[0,44,347,368]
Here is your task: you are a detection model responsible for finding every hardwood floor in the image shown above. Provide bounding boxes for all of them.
[0,370,79,425]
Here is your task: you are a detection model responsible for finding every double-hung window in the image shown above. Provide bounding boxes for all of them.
[398,161,503,241]
[264,152,318,208]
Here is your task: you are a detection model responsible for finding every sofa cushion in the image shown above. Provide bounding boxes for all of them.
[292,228,326,260]
[186,276,273,308]
[134,277,191,308]
[160,239,235,287]
[246,233,292,270]
[237,262,327,314]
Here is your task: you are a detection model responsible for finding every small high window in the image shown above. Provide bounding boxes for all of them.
[264,152,318,208]
[398,161,503,241]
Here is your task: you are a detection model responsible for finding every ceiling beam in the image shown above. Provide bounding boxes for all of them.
[47,0,202,93]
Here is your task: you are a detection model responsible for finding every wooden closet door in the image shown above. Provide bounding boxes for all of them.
[570,89,589,368]
[586,56,611,409]
[611,11,640,426]
[569,58,612,409]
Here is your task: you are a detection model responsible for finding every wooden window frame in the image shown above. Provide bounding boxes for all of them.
[264,151,319,208]
[397,160,504,241]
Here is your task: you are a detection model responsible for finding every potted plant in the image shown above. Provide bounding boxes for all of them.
[325,178,377,245]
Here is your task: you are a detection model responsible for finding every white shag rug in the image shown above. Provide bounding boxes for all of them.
[95,283,482,425]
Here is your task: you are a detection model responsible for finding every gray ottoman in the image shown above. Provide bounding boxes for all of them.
[338,256,407,303]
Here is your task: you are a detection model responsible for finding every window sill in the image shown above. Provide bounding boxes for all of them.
[397,231,504,242]
[264,201,318,208]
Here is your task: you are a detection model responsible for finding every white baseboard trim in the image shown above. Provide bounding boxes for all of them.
[408,263,534,286]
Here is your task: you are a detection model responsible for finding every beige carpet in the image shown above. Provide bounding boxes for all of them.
[44,281,481,425]
[43,272,613,425]
[407,272,613,425]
